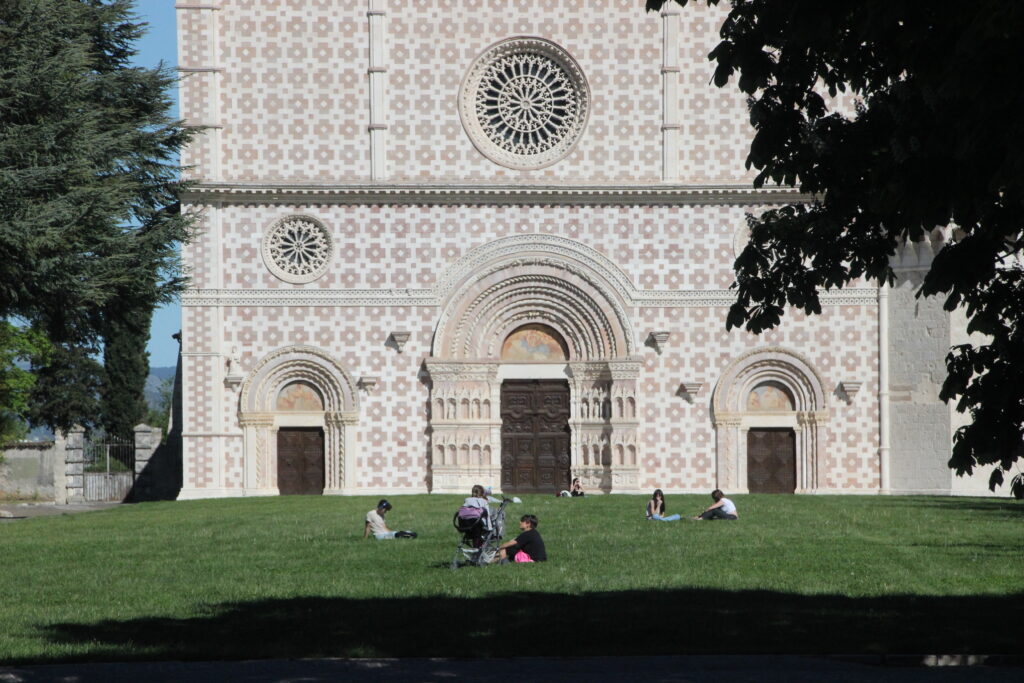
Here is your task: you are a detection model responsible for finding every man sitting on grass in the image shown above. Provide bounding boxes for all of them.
[498,514,547,563]
[694,489,739,521]
[363,499,417,539]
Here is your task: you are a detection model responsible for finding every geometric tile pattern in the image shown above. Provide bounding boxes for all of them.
[178,1,882,495]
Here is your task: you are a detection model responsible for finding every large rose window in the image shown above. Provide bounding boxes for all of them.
[460,38,590,170]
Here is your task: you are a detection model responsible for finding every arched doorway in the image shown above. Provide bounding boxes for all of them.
[238,345,359,496]
[712,347,829,493]
[425,235,641,494]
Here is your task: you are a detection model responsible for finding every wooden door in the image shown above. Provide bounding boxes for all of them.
[277,428,325,495]
[500,380,571,493]
[747,428,796,493]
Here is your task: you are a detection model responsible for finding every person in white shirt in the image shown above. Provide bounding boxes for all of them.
[695,489,739,521]
[364,499,417,539]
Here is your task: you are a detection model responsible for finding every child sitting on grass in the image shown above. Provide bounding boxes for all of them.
[498,514,547,563]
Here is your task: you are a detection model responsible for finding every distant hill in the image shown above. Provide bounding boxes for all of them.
[149,366,177,382]
[144,366,177,409]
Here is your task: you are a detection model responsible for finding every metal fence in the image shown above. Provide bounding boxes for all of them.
[83,435,135,502]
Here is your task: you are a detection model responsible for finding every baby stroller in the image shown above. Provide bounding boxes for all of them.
[451,497,509,569]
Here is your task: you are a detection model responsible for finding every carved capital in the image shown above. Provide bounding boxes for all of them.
[327,411,359,426]
[239,412,275,427]
[424,359,500,382]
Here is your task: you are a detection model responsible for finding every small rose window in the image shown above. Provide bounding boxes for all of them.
[261,215,332,284]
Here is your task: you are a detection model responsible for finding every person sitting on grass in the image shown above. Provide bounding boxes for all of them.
[363,499,417,539]
[570,477,585,497]
[694,489,738,521]
[646,488,681,521]
[497,514,547,563]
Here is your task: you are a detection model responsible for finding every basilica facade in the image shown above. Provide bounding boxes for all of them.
[175,0,987,499]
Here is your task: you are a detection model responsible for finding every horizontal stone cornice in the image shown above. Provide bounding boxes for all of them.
[181,287,879,308]
[179,182,811,207]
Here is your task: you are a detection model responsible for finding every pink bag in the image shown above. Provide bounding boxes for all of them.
[513,550,534,563]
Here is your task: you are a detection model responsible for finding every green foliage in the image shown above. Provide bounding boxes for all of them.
[0,0,194,433]
[648,1,1024,495]
[0,495,1021,661]
[0,322,51,448]
[26,343,103,435]
[100,304,151,440]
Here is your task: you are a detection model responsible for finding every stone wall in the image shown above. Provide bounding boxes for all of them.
[886,269,956,494]
[0,441,58,500]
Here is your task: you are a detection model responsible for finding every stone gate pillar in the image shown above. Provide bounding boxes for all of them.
[133,423,163,501]
[64,425,86,504]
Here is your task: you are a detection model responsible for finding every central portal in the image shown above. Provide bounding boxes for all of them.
[500,379,571,493]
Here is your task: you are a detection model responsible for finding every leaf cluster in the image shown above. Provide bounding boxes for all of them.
[648,1,1024,494]
[0,321,50,446]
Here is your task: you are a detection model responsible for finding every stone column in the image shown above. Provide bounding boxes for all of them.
[713,416,742,491]
[240,413,275,494]
[367,0,389,179]
[661,3,681,181]
[64,426,86,504]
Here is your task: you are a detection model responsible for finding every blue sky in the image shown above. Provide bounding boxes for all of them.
[133,1,182,368]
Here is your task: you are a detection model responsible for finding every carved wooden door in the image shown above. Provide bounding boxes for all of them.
[746,428,796,493]
[277,428,325,495]
[500,380,571,493]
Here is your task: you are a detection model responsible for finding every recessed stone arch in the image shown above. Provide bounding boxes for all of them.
[433,234,638,360]
[238,345,360,495]
[711,347,829,493]
[425,235,641,494]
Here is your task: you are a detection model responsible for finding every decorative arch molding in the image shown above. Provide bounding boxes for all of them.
[711,347,830,493]
[238,345,360,496]
[426,235,641,494]
[433,234,638,360]
[241,344,359,414]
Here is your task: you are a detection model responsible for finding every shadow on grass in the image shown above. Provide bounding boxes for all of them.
[879,497,1023,515]
[30,589,1024,664]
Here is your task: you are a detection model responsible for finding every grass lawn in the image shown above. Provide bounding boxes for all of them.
[1,493,1021,663]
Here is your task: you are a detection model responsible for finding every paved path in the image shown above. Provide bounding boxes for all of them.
[0,656,1019,683]
[0,501,120,520]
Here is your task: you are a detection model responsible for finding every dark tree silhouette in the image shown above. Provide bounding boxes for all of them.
[647,0,1024,497]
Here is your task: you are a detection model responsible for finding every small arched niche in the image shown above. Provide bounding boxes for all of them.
[747,381,795,412]
[500,324,569,362]
[276,381,324,411]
